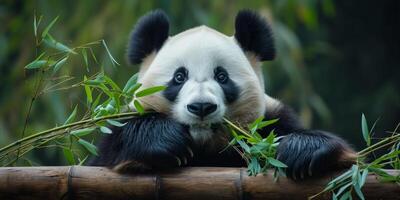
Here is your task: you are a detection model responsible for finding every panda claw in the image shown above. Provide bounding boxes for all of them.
[175,156,181,166]
[187,146,194,158]
[182,157,187,165]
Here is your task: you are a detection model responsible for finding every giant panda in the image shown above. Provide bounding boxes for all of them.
[91,10,356,180]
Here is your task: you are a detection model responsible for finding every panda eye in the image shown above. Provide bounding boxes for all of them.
[174,72,186,84]
[215,71,228,83]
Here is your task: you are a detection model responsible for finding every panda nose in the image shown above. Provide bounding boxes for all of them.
[187,102,217,118]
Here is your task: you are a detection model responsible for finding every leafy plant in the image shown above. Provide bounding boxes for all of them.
[223,117,287,178]
[0,15,165,166]
[309,114,400,200]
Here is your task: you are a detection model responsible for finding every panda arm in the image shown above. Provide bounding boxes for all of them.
[261,104,356,180]
[90,113,193,172]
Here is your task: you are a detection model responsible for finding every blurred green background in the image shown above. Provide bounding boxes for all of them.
[0,0,399,165]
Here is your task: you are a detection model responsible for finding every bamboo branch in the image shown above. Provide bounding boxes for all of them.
[0,166,398,200]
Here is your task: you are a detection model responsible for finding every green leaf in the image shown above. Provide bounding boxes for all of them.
[33,14,43,37]
[123,73,139,93]
[332,193,338,200]
[78,155,89,166]
[339,191,351,200]
[336,182,352,197]
[327,169,352,186]
[258,118,279,130]
[84,79,103,86]
[83,76,93,104]
[102,39,120,66]
[43,35,77,54]
[100,126,113,134]
[82,48,89,70]
[25,60,48,69]
[41,16,59,38]
[127,83,142,95]
[70,127,96,137]
[353,184,365,200]
[63,148,75,165]
[78,139,98,156]
[249,116,264,132]
[104,75,121,92]
[267,157,288,168]
[106,119,127,127]
[361,113,370,146]
[64,105,78,125]
[237,140,250,153]
[134,100,144,114]
[91,93,102,111]
[136,86,167,97]
[89,48,98,64]
[53,56,68,74]
[359,169,368,187]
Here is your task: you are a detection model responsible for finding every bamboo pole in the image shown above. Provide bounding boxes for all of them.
[0,166,398,200]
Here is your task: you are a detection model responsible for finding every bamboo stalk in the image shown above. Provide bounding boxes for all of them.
[0,167,398,200]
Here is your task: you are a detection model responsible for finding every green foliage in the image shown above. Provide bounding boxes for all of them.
[310,114,400,200]
[0,16,166,166]
[223,117,287,177]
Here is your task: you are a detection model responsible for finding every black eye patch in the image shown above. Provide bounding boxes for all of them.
[214,66,239,103]
[163,67,188,102]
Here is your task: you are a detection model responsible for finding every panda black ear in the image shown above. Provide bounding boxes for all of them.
[234,10,275,61]
[127,10,169,64]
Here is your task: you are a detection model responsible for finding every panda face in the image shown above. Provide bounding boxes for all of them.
[137,26,265,130]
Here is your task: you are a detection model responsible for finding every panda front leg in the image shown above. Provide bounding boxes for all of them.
[90,113,194,172]
[262,103,356,180]
[277,130,356,180]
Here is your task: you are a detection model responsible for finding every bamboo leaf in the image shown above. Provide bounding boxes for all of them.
[53,56,68,74]
[104,75,121,92]
[267,157,288,168]
[33,14,43,37]
[106,119,127,127]
[70,127,96,137]
[136,86,166,97]
[89,48,98,64]
[102,39,120,66]
[122,73,139,93]
[100,126,113,134]
[133,100,144,114]
[82,48,89,71]
[83,76,93,104]
[78,155,89,166]
[127,83,142,95]
[41,16,59,38]
[63,148,75,165]
[361,113,370,146]
[25,60,48,69]
[258,118,279,130]
[78,139,98,156]
[64,105,78,125]
[353,183,365,200]
[43,35,77,54]
[359,169,368,187]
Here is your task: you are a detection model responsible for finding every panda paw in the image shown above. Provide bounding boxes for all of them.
[144,138,194,168]
[276,131,356,180]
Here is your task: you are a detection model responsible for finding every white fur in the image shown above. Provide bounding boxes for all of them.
[136,26,272,143]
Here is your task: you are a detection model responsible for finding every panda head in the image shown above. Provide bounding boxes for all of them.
[128,10,275,141]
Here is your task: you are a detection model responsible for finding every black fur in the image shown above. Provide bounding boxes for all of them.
[90,113,193,169]
[276,130,352,180]
[163,67,188,102]
[92,105,354,180]
[234,10,275,61]
[260,104,354,180]
[92,10,354,180]
[214,66,240,103]
[127,10,169,64]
